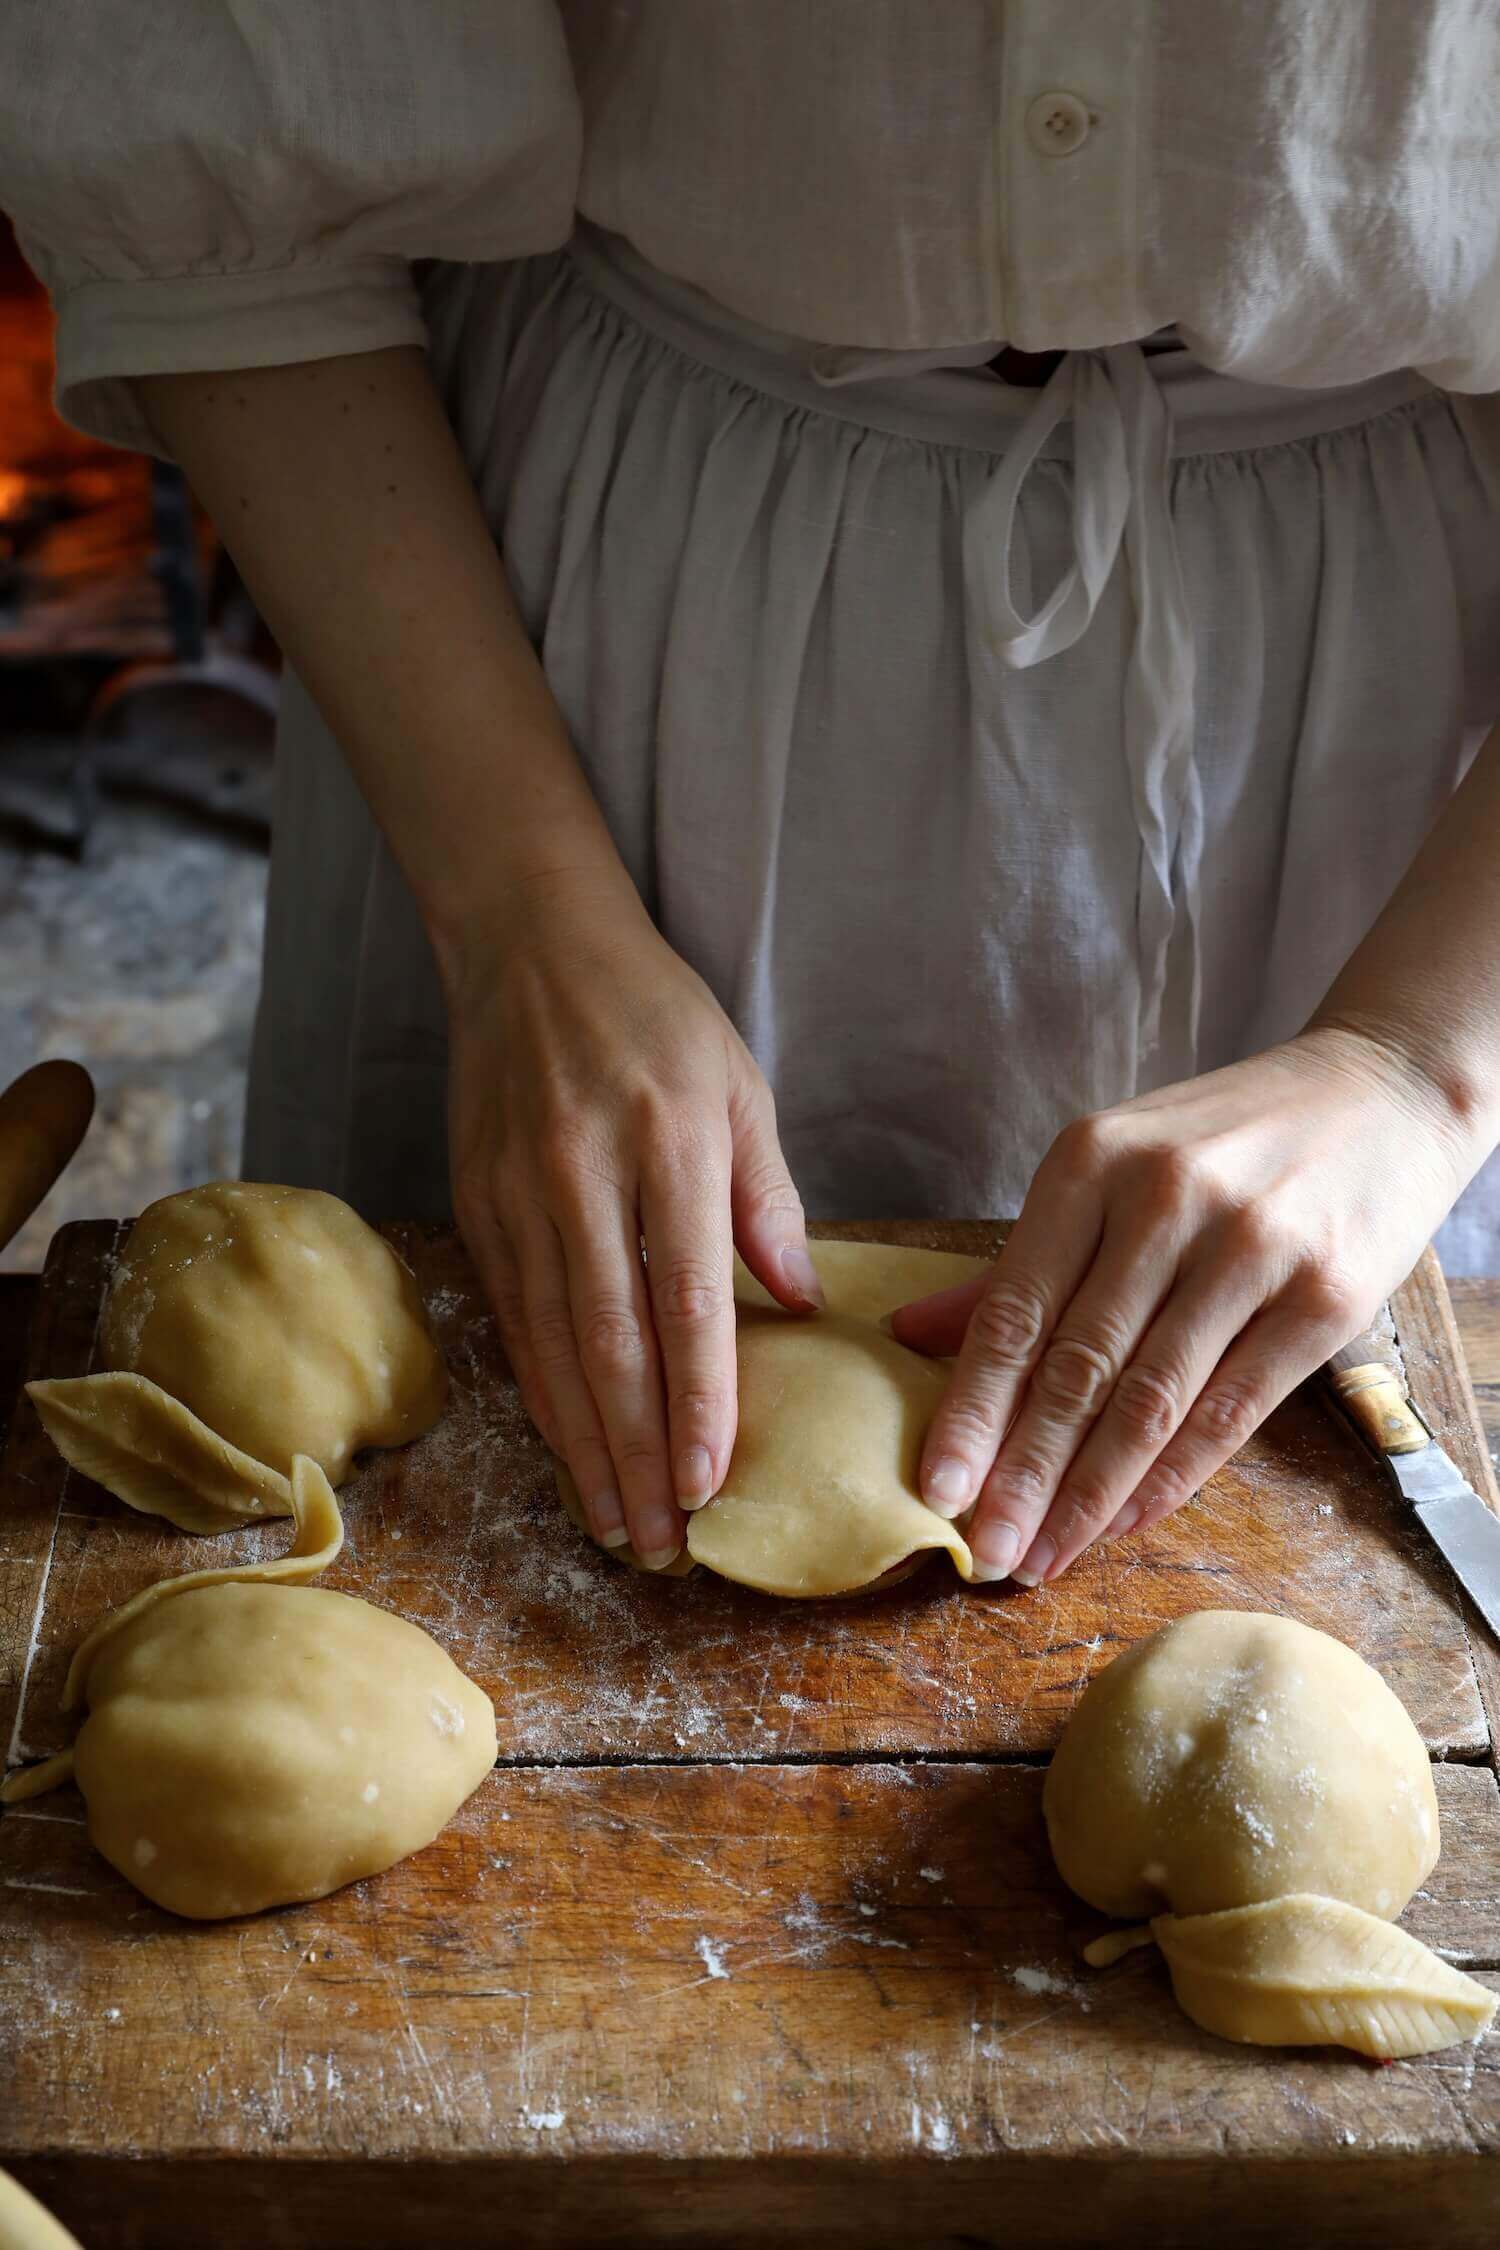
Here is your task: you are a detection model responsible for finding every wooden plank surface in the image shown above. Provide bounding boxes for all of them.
[1390,1251,1500,1769]
[1447,1277,1500,1459]
[3,1765,1498,2231]
[0,1224,122,1774]
[4,1223,1500,2250]
[11,2148,1500,2250]
[3,1223,1490,1771]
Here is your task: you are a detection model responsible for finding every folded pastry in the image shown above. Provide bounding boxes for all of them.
[1152,1894,1496,2060]
[557,1241,983,1598]
[1,1459,495,1920]
[1050,1611,1494,2058]
[29,1180,446,1531]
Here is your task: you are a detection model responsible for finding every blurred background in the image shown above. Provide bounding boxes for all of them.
[0,214,279,1271]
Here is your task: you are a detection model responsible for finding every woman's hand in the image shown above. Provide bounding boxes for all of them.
[443,869,821,1569]
[891,1023,1486,1586]
[136,351,820,1571]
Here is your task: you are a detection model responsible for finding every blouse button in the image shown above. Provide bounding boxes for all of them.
[1025,90,1093,157]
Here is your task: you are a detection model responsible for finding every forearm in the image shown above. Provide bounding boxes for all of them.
[138,349,636,973]
[1310,718,1500,1157]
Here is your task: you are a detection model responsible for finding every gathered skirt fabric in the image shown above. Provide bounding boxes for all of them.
[245,228,1500,1266]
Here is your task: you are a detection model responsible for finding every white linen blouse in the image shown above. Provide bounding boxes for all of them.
[4,1,1500,457]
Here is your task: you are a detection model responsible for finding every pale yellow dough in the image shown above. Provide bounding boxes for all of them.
[1044,1609,1438,1921]
[556,1241,985,1598]
[1045,1611,1492,2058]
[27,1181,446,1530]
[21,1370,292,1535]
[0,2169,84,2250]
[1151,1894,1496,2059]
[0,1459,496,1920]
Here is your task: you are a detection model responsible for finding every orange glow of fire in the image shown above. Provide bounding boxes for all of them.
[0,466,30,515]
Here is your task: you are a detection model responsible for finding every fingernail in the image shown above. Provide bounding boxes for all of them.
[589,1489,626,1544]
[967,1520,1021,1581]
[639,1543,683,1571]
[1011,1534,1055,1588]
[924,1458,973,1518]
[676,1445,715,1509]
[779,1244,825,1308]
[1103,1497,1144,1543]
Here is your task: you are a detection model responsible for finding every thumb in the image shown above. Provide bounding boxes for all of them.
[888,1276,988,1357]
[728,1078,824,1312]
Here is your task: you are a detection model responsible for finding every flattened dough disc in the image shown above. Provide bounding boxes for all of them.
[554,1241,986,1598]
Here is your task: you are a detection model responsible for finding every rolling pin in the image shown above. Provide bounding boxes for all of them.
[0,1060,95,1258]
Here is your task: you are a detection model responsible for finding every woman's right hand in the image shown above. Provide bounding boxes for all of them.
[135,350,811,1566]
[442,868,822,1568]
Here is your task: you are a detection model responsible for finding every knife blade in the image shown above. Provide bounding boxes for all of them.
[1324,1323,1500,1643]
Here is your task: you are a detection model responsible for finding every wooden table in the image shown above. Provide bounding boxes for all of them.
[3,1225,1500,2250]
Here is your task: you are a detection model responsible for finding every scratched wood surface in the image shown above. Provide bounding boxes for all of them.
[2,1223,1491,1773]
[3,1221,1500,2249]
[2,1763,1499,2248]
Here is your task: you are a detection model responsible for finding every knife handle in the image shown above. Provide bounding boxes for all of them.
[1325,1326,1429,1457]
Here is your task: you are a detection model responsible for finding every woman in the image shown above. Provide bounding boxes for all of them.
[6,3,1499,1586]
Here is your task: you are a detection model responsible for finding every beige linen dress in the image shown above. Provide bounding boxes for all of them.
[5,2,1500,1258]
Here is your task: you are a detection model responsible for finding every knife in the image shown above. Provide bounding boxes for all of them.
[1325,1322,1500,1643]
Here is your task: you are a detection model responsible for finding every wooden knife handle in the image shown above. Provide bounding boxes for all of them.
[0,1060,95,1257]
[1325,1325,1429,1457]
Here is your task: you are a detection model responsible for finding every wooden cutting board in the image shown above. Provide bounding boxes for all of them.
[2,1219,1498,2250]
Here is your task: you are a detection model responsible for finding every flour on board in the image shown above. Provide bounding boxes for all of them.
[695,1935,730,1980]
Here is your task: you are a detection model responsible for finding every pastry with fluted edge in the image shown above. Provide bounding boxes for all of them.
[1151,1894,1496,2059]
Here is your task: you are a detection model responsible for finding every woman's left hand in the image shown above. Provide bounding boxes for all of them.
[889,1022,1486,1586]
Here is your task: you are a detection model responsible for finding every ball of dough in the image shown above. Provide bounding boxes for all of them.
[101,1181,446,1483]
[1043,1610,1439,1921]
[75,1577,496,1919]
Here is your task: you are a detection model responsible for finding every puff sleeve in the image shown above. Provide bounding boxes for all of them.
[0,0,581,453]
